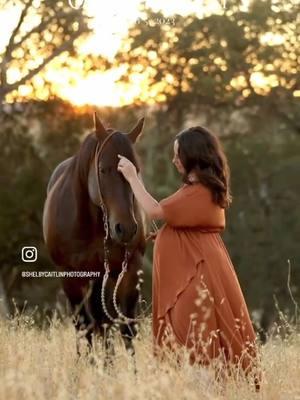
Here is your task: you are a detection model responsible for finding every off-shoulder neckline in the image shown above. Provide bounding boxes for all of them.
[182,182,211,195]
[182,182,202,188]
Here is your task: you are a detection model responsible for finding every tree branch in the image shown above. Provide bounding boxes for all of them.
[8,10,82,57]
[0,0,33,87]
[0,27,87,98]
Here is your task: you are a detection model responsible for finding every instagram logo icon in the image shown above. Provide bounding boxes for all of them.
[21,246,38,262]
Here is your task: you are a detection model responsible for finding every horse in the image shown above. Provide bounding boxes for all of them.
[42,113,148,367]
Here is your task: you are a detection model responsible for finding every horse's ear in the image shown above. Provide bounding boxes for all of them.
[128,117,145,143]
[93,112,107,141]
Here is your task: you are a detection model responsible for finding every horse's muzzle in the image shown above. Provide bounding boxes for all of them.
[114,222,138,244]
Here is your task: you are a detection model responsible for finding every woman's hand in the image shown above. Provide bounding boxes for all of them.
[117,154,137,183]
[117,156,163,220]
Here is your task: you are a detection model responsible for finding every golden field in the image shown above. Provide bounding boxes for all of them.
[0,311,299,400]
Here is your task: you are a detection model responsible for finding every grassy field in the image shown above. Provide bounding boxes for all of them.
[0,311,299,400]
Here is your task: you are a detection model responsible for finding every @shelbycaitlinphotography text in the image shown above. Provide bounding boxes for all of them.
[21,270,101,278]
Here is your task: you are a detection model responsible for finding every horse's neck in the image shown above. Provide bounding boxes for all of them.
[66,153,98,224]
[72,135,97,191]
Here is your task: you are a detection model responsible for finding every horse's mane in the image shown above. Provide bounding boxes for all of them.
[67,132,96,187]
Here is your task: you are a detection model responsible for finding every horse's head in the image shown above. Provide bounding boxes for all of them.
[88,113,144,246]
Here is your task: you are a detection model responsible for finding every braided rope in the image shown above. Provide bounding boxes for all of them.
[100,207,121,324]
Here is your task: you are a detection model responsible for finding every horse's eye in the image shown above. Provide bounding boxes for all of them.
[100,167,112,174]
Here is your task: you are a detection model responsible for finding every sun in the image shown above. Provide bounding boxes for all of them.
[58,69,125,107]
[56,66,148,107]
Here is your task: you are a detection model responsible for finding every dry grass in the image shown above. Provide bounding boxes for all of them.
[0,310,300,400]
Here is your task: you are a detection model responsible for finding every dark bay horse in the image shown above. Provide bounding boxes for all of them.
[42,113,147,364]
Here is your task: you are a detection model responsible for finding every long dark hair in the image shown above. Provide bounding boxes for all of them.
[175,126,232,209]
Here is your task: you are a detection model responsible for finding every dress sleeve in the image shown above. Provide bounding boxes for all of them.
[159,184,225,229]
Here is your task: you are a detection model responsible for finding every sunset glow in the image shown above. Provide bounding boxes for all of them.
[0,0,297,106]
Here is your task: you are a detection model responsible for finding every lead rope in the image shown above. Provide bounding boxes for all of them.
[111,218,159,323]
[100,205,121,324]
[100,204,152,324]
[150,220,159,234]
[111,216,160,322]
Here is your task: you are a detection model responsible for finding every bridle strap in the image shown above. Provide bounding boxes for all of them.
[94,131,118,208]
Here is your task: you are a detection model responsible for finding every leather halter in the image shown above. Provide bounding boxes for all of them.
[94,131,118,209]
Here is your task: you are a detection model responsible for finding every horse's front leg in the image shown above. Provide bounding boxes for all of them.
[70,298,95,359]
[90,278,118,371]
[99,323,116,371]
[120,322,138,374]
[117,282,139,375]
[66,280,96,359]
[117,253,145,374]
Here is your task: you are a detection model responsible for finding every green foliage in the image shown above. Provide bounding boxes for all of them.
[223,132,300,314]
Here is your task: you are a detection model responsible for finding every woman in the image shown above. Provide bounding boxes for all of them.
[117,126,261,390]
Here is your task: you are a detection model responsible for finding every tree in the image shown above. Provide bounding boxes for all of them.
[114,0,299,128]
[0,0,93,103]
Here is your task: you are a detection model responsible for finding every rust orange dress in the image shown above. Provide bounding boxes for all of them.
[152,182,261,387]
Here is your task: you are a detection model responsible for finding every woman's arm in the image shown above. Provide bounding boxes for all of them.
[128,174,164,220]
[117,154,164,220]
